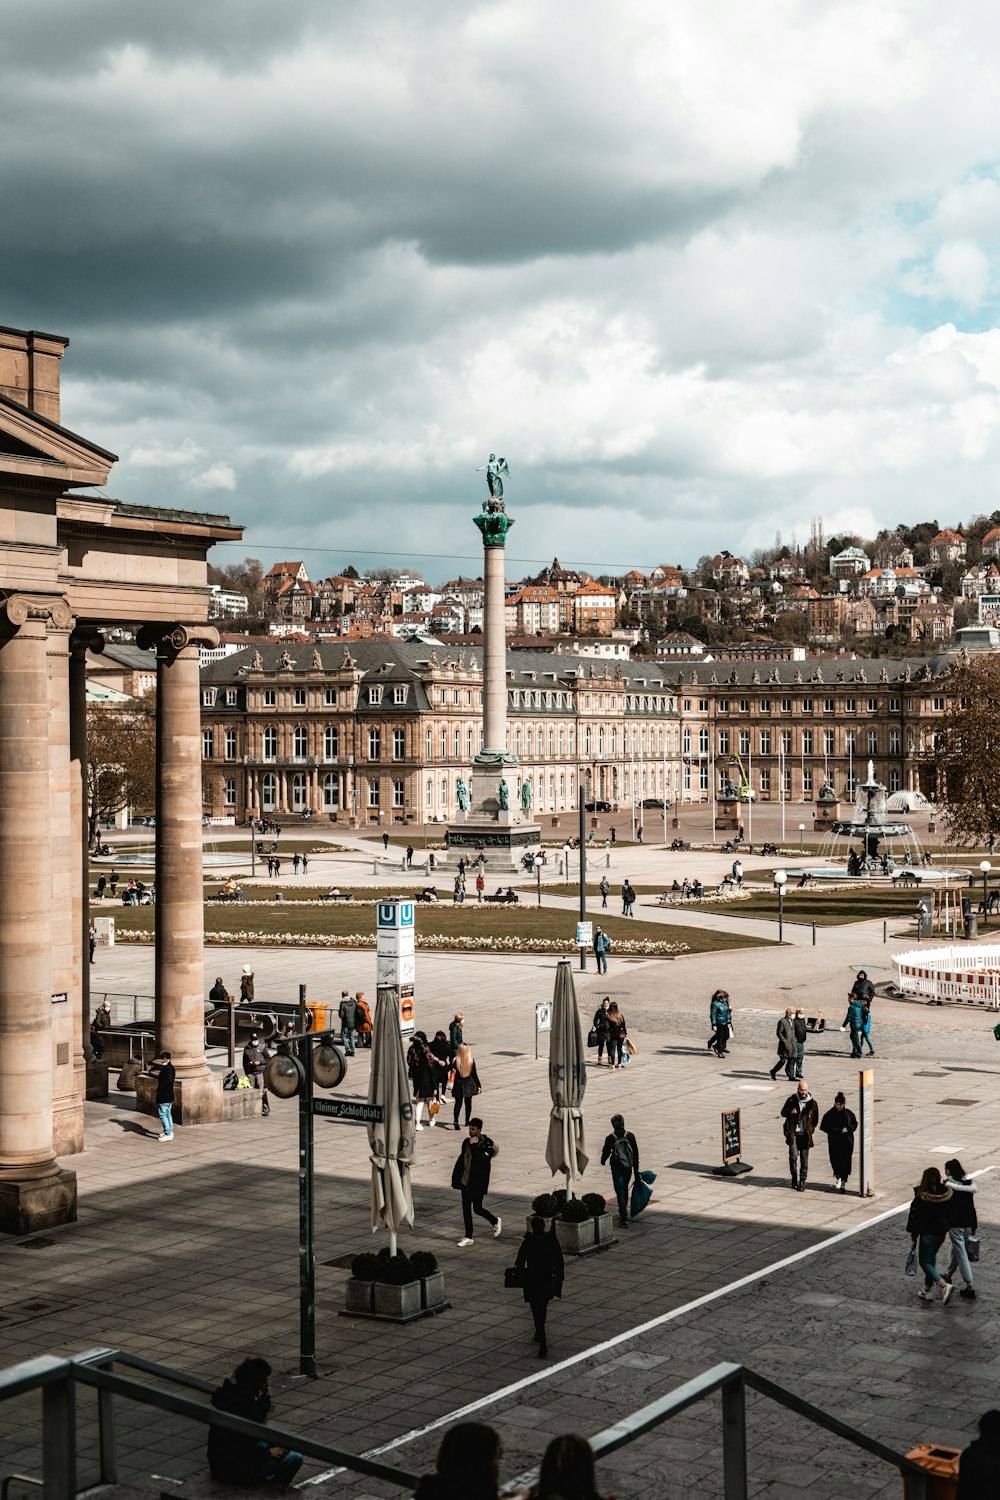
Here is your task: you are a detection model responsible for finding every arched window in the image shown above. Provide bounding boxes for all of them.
[291,772,307,810]
[262,727,277,762]
[293,726,308,761]
[323,773,339,810]
[262,772,277,811]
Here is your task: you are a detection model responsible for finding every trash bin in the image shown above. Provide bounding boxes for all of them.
[902,1443,960,1499]
[305,999,332,1034]
[965,909,979,942]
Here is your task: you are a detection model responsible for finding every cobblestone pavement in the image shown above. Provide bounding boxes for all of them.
[2,906,999,1497]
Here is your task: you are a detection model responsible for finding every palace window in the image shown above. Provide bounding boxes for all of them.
[718,731,729,755]
[368,687,382,705]
[325,726,339,760]
[293,727,307,760]
[367,778,379,808]
[803,731,813,754]
[262,727,277,762]
[325,688,337,706]
[224,777,236,806]
[294,688,306,706]
[202,729,213,758]
[824,730,835,755]
[264,689,276,707]
[394,686,406,704]
[781,730,792,754]
[368,728,381,760]
[760,730,771,755]
[323,774,340,810]
[739,731,750,755]
[393,779,404,808]
[225,729,237,761]
[867,730,878,754]
[393,729,405,760]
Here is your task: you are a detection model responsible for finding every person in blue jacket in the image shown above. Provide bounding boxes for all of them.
[708,989,732,1058]
[843,996,864,1058]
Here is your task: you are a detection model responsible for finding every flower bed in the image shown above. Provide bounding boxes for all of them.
[117,928,691,955]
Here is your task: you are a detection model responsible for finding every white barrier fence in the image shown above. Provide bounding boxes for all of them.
[894,944,1000,1009]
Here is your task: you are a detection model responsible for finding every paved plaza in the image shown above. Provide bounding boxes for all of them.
[2,832,999,1497]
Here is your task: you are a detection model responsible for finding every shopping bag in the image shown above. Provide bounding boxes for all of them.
[630,1170,657,1218]
[587,1028,599,1048]
[904,1248,918,1278]
[968,1236,981,1264]
[624,1037,637,1057]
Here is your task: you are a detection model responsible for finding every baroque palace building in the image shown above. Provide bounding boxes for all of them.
[199,639,958,824]
[200,641,682,823]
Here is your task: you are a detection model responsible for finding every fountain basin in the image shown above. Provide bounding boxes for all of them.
[798,866,970,884]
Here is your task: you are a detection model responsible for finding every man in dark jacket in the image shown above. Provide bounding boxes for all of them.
[958,1409,1000,1497]
[242,1031,271,1117]
[792,1008,808,1079]
[338,990,357,1056]
[150,1051,176,1141]
[601,1113,639,1227]
[208,975,228,1010]
[452,1119,500,1246]
[781,1081,819,1190]
[769,1008,796,1081]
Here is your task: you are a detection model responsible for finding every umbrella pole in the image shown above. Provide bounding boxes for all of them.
[566,1170,574,1201]
[389,1230,397,1258]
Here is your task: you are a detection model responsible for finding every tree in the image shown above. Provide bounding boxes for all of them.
[87,701,157,846]
[937,657,1000,846]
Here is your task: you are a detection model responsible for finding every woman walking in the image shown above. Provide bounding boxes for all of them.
[591,998,611,1065]
[407,1032,447,1130]
[451,1042,482,1129]
[448,1013,464,1060]
[906,1167,954,1304]
[355,991,373,1048]
[819,1091,858,1192]
[513,1215,564,1358]
[708,990,731,1058]
[605,1002,627,1070]
[943,1158,978,1301]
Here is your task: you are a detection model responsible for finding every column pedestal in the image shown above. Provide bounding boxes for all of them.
[442,758,540,873]
[0,1173,78,1237]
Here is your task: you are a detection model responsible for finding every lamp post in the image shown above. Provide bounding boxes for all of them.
[250,813,256,878]
[798,822,805,855]
[774,868,787,943]
[981,859,992,927]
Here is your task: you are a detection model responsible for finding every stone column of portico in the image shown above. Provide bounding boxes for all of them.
[69,632,102,1082]
[139,623,223,1125]
[482,541,507,755]
[48,624,83,1155]
[0,594,77,1234]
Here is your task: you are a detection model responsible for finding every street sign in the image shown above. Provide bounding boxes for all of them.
[312,1099,384,1123]
[576,921,593,947]
[535,1002,552,1032]
[377,952,415,985]
[377,901,414,928]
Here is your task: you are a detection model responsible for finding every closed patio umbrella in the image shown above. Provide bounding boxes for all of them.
[367,986,415,1254]
[545,958,588,1196]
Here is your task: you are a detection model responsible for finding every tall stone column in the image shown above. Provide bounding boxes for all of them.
[139,623,223,1125]
[48,625,83,1155]
[482,542,507,756]
[70,632,103,1081]
[0,594,77,1233]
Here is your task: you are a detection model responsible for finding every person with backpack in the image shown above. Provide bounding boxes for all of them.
[620,879,635,917]
[708,990,732,1058]
[338,990,358,1056]
[601,1113,639,1227]
[593,926,610,975]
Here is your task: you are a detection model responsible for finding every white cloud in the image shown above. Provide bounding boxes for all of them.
[191,462,237,491]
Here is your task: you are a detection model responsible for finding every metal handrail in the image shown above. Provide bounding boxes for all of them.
[0,1348,419,1499]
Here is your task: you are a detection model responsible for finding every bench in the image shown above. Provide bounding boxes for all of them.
[891,871,920,887]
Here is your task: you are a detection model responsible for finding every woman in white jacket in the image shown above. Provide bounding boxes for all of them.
[943,1157,978,1300]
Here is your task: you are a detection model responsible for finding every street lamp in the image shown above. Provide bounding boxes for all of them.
[774,868,787,943]
[798,822,805,855]
[981,859,992,927]
[250,814,256,878]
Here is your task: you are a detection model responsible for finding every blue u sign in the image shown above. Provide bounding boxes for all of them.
[377,901,415,928]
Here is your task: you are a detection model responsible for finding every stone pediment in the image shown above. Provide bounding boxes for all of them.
[0,394,116,488]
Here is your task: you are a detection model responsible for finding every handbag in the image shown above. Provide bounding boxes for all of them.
[587,1028,599,1048]
[904,1247,918,1278]
[630,1170,656,1218]
[503,1265,523,1289]
[429,1100,440,1117]
[624,1037,637,1057]
[968,1235,981,1264]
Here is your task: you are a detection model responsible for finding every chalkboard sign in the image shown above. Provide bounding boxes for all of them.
[721,1108,742,1164]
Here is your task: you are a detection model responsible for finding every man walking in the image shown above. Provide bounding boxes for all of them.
[593,926,610,975]
[708,989,732,1058]
[843,992,865,1058]
[452,1118,501,1246]
[242,1030,271,1116]
[382,830,389,851]
[293,852,300,875]
[338,990,357,1056]
[150,1050,176,1141]
[792,1008,808,1080]
[406,844,414,869]
[781,1080,819,1190]
[621,879,636,917]
[239,964,254,1003]
[475,871,485,903]
[601,1113,639,1227]
[769,1007,797,1081]
[599,875,610,909]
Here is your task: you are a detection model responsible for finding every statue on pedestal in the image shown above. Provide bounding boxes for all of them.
[521,780,532,813]
[477,453,509,500]
[496,779,510,811]
[456,779,470,812]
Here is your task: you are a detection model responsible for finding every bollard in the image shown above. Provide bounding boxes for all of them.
[883,919,887,944]
[811,922,816,946]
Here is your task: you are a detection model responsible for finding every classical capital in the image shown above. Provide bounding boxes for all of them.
[0,591,74,634]
[70,628,105,659]
[136,622,220,656]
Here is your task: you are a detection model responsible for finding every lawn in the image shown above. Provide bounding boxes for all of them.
[115,901,773,955]
[714,887,922,926]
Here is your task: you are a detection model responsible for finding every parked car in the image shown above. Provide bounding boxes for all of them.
[584,800,613,812]
[641,798,671,809]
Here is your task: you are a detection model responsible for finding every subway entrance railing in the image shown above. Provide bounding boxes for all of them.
[0,1349,936,1498]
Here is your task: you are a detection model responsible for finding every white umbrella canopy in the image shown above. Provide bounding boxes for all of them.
[544,959,589,1194]
[367,987,415,1251]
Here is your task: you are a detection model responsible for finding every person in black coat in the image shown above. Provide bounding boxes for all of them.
[905,1167,953,1302]
[206,1357,302,1486]
[819,1092,858,1192]
[591,998,611,1065]
[451,1043,482,1128]
[452,1119,500,1246]
[407,1032,447,1130]
[958,1410,1000,1497]
[514,1216,565,1358]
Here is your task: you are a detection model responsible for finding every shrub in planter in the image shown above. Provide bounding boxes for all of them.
[411,1249,446,1311]
[375,1253,418,1284]
[410,1251,438,1277]
[581,1193,606,1217]
[531,1192,558,1216]
[560,1198,592,1224]
[350,1252,380,1281]
[551,1188,567,1210]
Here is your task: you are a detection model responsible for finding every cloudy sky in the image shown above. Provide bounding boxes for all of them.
[6,1,1000,580]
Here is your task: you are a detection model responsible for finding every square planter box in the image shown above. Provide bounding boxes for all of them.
[374,1280,422,1321]
[554,1216,596,1256]
[420,1272,446,1311]
[345,1278,374,1315]
[594,1212,615,1246]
